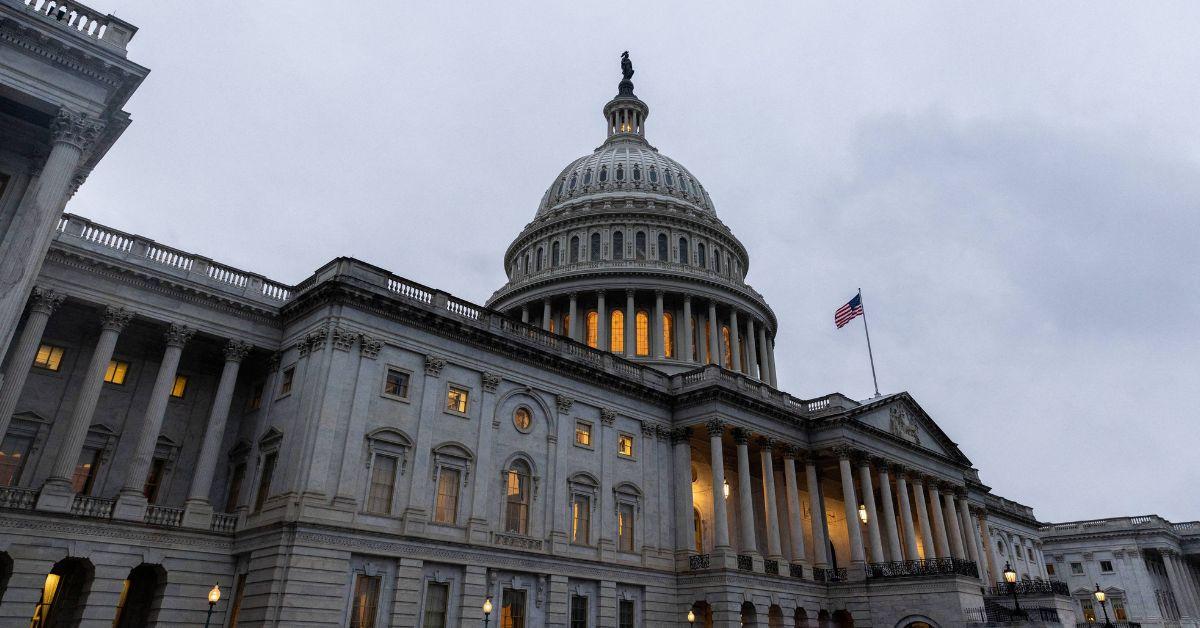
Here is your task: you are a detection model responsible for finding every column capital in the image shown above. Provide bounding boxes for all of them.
[625,288,636,298]
[29,287,66,315]
[669,426,692,444]
[731,426,751,445]
[640,421,657,437]
[599,407,616,425]
[654,425,670,441]
[100,306,134,332]
[164,323,195,348]
[778,442,798,459]
[223,340,251,363]
[51,108,105,152]
[683,294,692,304]
[705,419,725,438]
[654,289,665,297]
[954,486,969,500]
[424,354,446,377]
[756,436,777,451]
[482,372,502,393]
[568,291,578,300]
[555,395,574,414]
[832,444,855,460]
[359,333,383,359]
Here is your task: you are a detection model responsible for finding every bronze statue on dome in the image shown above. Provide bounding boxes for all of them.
[621,51,634,81]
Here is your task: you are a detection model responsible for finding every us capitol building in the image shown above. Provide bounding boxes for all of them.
[0,3,1197,627]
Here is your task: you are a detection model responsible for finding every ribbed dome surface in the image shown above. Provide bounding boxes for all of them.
[536,138,715,218]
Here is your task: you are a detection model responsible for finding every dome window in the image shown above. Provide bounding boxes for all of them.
[714,249,721,273]
[612,231,624,260]
[649,167,658,184]
[599,166,608,183]
[616,164,625,181]
[635,231,646,260]
[679,237,689,265]
[536,248,544,271]
[583,169,592,185]
[697,243,706,268]
[590,233,601,261]
[633,164,642,181]
[551,242,561,268]
[657,233,668,262]
[665,170,674,187]
[569,173,578,190]
[569,236,580,263]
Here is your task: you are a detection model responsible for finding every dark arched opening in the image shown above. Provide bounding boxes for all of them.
[768,604,785,627]
[691,601,713,628]
[794,607,810,628]
[30,557,94,628]
[0,551,12,606]
[741,601,758,627]
[817,609,831,628]
[832,609,854,628]
[113,563,167,627]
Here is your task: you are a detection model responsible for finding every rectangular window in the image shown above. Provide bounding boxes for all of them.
[1081,599,1096,623]
[383,368,410,399]
[349,574,381,628]
[574,421,592,447]
[1027,548,1035,561]
[71,446,102,494]
[1046,563,1055,576]
[228,572,247,628]
[446,386,469,414]
[501,588,526,628]
[142,457,167,503]
[254,451,277,512]
[570,595,588,628]
[1100,560,1114,573]
[279,367,295,396]
[1114,600,1128,621]
[225,462,246,513]
[366,454,397,514]
[617,433,634,457]
[618,503,635,552]
[434,468,460,524]
[0,433,33,487]
[247,383,264,410]
[32,344,64,371]
[618,599,635,628]
[104,360,129,385]
[423,582,449,628]
[572,494,591,545]
[1070,562,1084,575]
[170,375,188,398]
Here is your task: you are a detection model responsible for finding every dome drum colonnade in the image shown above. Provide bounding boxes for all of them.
[669,419,996,583]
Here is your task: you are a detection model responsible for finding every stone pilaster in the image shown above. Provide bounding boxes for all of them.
[706,420,732,565]
[941,486,966,559]
[744,316,760,379]
[759,438,783,561]
[402,354,447,534]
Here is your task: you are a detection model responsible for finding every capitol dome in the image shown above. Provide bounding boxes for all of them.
[487,54,779,382]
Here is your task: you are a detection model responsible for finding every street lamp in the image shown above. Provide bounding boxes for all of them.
[1002,562,1026,619]
[203,583,221,628]
[483,594,493,627]
[1094,583,1114,627]
[687,607,696,624]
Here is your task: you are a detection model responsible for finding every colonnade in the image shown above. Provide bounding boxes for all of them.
[0,289,250,525]
[987,527,1050,583]
[672,421,993,580]
[517,290,778,386]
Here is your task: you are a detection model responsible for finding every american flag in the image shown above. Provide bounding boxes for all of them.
[834,293,864,329]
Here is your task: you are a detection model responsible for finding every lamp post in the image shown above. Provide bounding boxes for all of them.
[1094,583,1114,627]
[203,583,221,628]
[1003,562,1027,619]
[483,594,493,627]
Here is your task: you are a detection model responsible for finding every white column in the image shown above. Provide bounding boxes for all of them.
[567,292,578,340]
[756,325,771,384]
[672,427,695,554]
[0,288,64,444]
[781,448,806,565]
[957,493,981,571]
[542,299,551,331]
[0,110,102,376]
[625,289,636,357]
[728,309,742,373]
[682,296,693,363]
[928,482,952,559]
[596,291,608,351]
[732,427,758,556]
[707,420,731,551]
[520,304,529,323]
[805,455,829,568]
[977,513,997,583]
[36,306,133,511]
[760,439,783,561]
[653,290,665,359]
[877,463,903,562]
[744,317,760,379]
[1164,552,1197,619]
[895,468,919,560]
[858,458,885,563]
[767,338,778,387]
[707,301,720,365]
[836,447,866,566]
[182,340,251,527]
[942,489,966,559]
[115,324,196,519]
[911,475,937,559]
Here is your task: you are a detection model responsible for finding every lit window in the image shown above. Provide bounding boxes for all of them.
[505,460,531,534]
[366,454,397,514]
[571,595,588,628]
[33,344,64,371]
[254,451,277,512]
[694,507,704,552]
[574,422,592,447]
[383,368,410,399]
[349,574,381,628]
[1081,599,1096,623]
[1114,599,1128,621]
[423,582,449,628]
[446,386,469,414]
[513,407,532,431]
[279,367,295,396]
[71,446,102,494]
[1046,563,1055,576]
[610,310,625,353]
[663,313,674,358]
[0,433,34,487]
[247,383,264,410]
[434,468,461,523]
[563,314,570,337]
[549,318,556,334]
[104,360,129,385]
[618,502,635,552]
[585,311,598,348]
[171,375,188,398]
[635,310,649,356]
[1100,560,1114,573]
[502,588,526,628]
[572,494,591,544]
[618,433,634,457]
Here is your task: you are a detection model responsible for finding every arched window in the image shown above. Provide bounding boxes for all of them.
[693,507,704,552]
[663,312,675,358]
[504,460,532,535]
[522,254,529,275]
[635,231,646,260]
[599,165,608,182]
[616,163,625,181]
[722,325,732,368]
[714,249,722,273]
[113,564,165,628]
[568,173,577,190]
[535,248,543,271]
[632,164,642,181]
[649,166,658,184]
[31,558,93,628]
[569,236,580,263]
[679,237,690,265]
[635,310,650,356]
[697,243,707,268]
[551,242,560,268]
[610,310,625,353]
[583,169,592,185]
[665,169,674,186]
[612,231,624,260]
[586,311,598,348]
[657,233,668,261]
[589,233,601,261]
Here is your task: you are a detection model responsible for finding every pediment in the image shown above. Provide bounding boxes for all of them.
[849,393,971,465]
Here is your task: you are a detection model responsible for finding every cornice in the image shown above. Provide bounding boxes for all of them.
[0,17,142,89]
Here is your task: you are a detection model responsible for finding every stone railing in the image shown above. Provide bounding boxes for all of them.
[868,558,978,580]
[987,579,1070,597]
[689,554,711,570]
[0,486,38,510]
[20,0,137,53]
[1042,514,1200,538]
[55,214,293,305]
[812,567,847,583]
[211,512,238,534]
[492,532,543,551]
[670,364,855,416]
[763,559,779,575]
[144,505,184,527]
[965,605,1061,624]
[70,494,114,519]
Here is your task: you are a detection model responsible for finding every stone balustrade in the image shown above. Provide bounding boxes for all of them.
[19,0,137,53]
[210,512,238,534]
[144,505,184,527]
[70,494,114,518]
[0,486,38,510]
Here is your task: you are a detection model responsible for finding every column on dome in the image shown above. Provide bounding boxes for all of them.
[568,292,579,341]
[767,337,778,387]
[910,475,936,559]
[542,299,551,331]
[520,304,529,323]
[671,428,694,556]
[745,317,760,379]
[625,289,636,357]
[0,288,65,442]
[757,325,772,384]
[682,296,694,363]
[941,487,966,559]
[805,453,829,568]
[731,427,758,557]
[182,340,252,528]
[894,467,920,560]
[928,482,952,559]
[728,309,741,373]
[707,301,720,366]
[836,446,866,567]
[857,456,885,563]
[653,290,665,359]
[759,438,783,561]
[876,460,903,562]
[597,291,608,351]
[780,445,806,565]
[706,420,731,553]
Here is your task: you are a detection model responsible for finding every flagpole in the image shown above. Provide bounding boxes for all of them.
[858,288,881,398]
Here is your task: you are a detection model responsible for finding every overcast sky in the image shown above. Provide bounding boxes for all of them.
[83,2,1199,523]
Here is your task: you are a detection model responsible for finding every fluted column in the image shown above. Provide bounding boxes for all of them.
[957,492,981,571]
[941,487,966,559]
[977,512,996,582]
[625,289,636,357]
[37,306,132,511]
[836,447,866,566]
[597,291,608,351]
[0,110,103,378]
[805,454,829,568]
[895,468,919,560]
[858,457,885,563]
[728,309,742,372]
[910,475,936,559]
[759,439,783,560]
[767,338,778,386]
[744,317,760,379]
[732,428,758,556]
[1164,551,1198,619]
[0,288,64,445]
[671,428,694,555]
[781,446,806,565]
[756,325,771,384]
[928,482,952,559]
[542,299,551,331]
[653,290,665,358]
[876,462,903,562]
[707,301,719,365]
[682,296,694,363]
[182,340,252,528]
[567,292,579,340]
[707,420,731,551]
